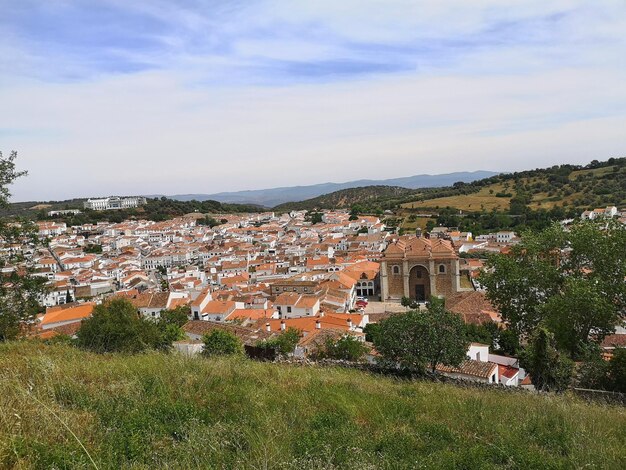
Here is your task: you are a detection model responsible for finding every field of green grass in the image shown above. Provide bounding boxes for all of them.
[1,342,624,469]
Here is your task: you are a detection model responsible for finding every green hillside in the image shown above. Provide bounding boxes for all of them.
[1,342,624,469]
[274,185,414,212]
[402,157,626,212]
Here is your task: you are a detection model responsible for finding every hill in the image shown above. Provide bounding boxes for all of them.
[401,158,626,213]
[1,342,624,468]
[274,185,414,211]
[167,171,497,206]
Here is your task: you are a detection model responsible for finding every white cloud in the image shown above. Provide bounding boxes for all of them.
[1,0,625,200]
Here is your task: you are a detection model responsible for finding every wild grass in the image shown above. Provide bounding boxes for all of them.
[0,341,624,469]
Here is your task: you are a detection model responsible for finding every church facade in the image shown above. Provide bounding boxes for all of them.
[380,236,468,301]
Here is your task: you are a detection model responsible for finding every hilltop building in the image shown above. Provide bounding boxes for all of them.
[84,196,147,211]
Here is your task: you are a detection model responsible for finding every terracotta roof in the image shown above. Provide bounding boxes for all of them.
[202,300,236,315]
[116,291,170,309]
[228,309,275,321]
[182,320,272,345]
[601,334,626,349]
[41,303,95,326]
[498,364,519,379]
[445,291,500,325]
[436,359,497,379]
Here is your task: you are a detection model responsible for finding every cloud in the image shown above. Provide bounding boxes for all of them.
[0,1,624,200]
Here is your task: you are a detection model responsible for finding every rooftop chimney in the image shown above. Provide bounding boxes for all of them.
[315,319,321,329]
[280,320,286,331]
[265,322,271,332]
[346,318,353,329]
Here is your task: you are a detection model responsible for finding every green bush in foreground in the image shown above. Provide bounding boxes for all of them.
[76,298,178,353]
[0,342,624,469]
[202,329,244,356]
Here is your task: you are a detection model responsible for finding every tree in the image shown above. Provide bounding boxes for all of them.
[606,348,626,393]
[202,329,244,357]
[76,298,162,353]
[0,151,46,341]
[257,327,300,357]
[307,212,323,224]
[480,221,626,358]
[350,204,363,217]
[373,299,469,373]
[317,335,368,361]
[159,305,190,328]
[464,323,494,348]
[521,327,573,392]
[363,322,381,343]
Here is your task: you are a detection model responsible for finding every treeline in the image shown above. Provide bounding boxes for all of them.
[480,220,626,393]
[428,205,581,234]
[35,197,263,224]
[274,185,414,212]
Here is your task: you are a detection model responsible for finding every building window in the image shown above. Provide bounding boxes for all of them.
[392,266,400,275]
[287,306,292,313]
[439,264,446,274]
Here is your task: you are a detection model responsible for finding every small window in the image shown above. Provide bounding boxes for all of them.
[392,266,400,275]
[287,306,292,313]
[439,264,446,274]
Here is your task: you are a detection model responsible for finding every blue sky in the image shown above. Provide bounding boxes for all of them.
[1,0,625,200]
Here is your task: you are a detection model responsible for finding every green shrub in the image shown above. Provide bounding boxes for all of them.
[202,329,244,356]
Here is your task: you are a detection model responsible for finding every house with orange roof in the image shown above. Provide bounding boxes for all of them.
[190,287,213,320]
[274,292,320,318]
[259,312,367,335]
[197,300,238,322]
[40,302,95,330]
[228,308,278,323]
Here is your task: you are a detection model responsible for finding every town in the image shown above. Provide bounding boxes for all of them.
[18,201,624,389]
[2,1,626,466]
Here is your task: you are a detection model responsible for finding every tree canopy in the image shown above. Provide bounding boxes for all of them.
[76,298,175,353]
[0,151,46,341]
[202,329,244,357]
[480,220,626,358]
[373,299,469,373]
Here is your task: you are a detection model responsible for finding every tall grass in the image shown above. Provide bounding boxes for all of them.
[0,341,624,469]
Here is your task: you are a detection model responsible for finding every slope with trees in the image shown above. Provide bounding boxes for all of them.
[0,151,46,341]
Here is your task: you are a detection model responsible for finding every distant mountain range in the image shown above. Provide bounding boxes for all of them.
[160,171,498,207]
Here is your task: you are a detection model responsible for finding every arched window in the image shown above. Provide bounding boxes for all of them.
[438,264,446,274]
[392,265,400,275]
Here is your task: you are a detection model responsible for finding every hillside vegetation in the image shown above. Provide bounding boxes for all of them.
[2,197,263,224]
[274,185,414,212]
[402,157,626,212]
[1,342,624,469]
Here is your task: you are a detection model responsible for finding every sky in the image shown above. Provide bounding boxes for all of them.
[1,0,625,201]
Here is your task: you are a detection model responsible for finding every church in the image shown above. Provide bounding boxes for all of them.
[380,236,470,301]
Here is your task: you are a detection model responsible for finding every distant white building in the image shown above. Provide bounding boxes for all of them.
[496,231,516,243]
[581,206,618,220]
[84,196,146,211]
[47,209,82,217]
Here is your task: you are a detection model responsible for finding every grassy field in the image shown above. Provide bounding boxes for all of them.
[1,342,625,469]
[402,184,511,212]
